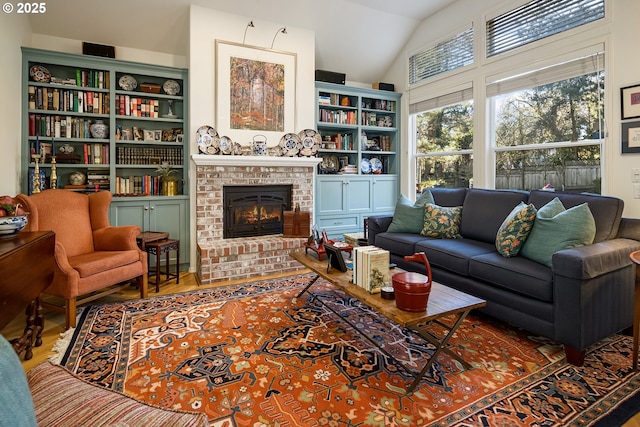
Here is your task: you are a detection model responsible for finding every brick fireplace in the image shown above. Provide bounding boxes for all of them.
[192,155,321,284]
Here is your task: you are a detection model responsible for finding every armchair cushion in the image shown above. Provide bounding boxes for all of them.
[69,250,141,278]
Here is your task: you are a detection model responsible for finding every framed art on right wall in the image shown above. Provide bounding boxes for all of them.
[621,84,640,120]
[621,121,640,153]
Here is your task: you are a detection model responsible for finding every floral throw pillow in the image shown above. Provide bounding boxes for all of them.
[495,202,537,257]
[420,203,462,239]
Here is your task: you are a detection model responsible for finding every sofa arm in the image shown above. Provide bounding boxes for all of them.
[93,225,141,251]
[367,215,393,245]
[552,238,640,279]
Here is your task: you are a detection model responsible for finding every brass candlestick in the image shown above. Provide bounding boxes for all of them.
[32,154,42,194]
[50,155,57,189]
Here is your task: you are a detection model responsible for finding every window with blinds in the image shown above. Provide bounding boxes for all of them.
[409,27,473,85]
[486,0,604,57]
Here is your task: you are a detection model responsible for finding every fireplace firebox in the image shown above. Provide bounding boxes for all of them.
[223,185,292,238]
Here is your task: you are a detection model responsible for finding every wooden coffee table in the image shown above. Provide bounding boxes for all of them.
[290,250,486,393]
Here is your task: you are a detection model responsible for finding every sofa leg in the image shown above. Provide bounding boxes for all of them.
[564,346,585,366]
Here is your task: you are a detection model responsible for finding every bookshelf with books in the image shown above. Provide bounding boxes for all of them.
[315,82,401,239]
[22,47,190,265]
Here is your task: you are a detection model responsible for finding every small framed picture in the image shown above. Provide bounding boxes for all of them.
[154,130,162,141]
[324,243,348,273]
[176,134,184,143]
[143,129,155,141]
[622,121,640,153]
[115,125,123,140]
[149,156,162,165]
[122,127,132,141]
[621,84,640,120]
[133,127,144,141]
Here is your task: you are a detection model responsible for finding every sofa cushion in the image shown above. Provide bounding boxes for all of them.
[528,189,623,243]
[415,238,496,276]
[495,202,537,257]
[387,191,435,233]
[27,362,209,427]
[374,232,428,257]
[0,335,38,427]
[520,197,596,267]
[420,203,463,239]
[469,252,553,302]
[460,189,529,244]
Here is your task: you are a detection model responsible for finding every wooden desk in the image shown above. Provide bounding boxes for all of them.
[630,250,640,370]
[0,231,55,359]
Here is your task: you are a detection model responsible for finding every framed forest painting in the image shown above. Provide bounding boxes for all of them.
[215,40,296,145]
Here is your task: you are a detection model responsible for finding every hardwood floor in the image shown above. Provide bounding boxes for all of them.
[1,270,307,372]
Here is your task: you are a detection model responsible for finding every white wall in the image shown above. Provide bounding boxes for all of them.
[187,5,316,269]
[384,0,640,218]
[0,12,31,196]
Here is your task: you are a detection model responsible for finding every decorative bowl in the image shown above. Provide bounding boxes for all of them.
[0,215,28,237]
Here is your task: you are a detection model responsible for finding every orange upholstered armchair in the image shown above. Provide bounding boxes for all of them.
[16,189,148,329]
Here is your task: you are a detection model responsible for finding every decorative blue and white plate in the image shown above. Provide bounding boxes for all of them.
[118,75,138,91]
[279,133,301,157]
[298,129,321,157]
[370,157,383,173]
[360,158,371,174]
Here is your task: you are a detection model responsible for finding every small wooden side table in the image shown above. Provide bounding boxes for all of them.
[630,250,640,370]
[136,231,170,250]
[145,239,180,292]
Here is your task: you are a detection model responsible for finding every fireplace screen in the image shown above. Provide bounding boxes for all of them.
[223,185,292,238]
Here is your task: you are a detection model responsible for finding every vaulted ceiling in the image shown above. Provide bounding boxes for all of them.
[28,0,455,83]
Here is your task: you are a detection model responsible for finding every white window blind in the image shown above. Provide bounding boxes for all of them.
[409,87,474,115]
[486,51,604,97]
[409,27,474,85]
[486,0,605,57]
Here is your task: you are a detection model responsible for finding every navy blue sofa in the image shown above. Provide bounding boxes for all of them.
[368,187,640,365]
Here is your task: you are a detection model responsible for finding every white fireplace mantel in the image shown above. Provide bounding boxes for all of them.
[191,154,322,167]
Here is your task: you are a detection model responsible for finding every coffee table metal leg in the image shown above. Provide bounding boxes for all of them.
[406,309,473,393]
[296,274,321,298]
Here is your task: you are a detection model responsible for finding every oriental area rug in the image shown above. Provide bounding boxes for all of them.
[56,274,640,427]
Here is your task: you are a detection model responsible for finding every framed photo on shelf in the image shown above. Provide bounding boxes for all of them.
[215,40,296,145]
[621,84,640,120]
[153,130,162,141]
[133,127,144,141]
[122,127,132,141]
[622,121,640,153]
[143,129,155,141]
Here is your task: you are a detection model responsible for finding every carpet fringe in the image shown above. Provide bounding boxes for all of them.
[48,327,76,365]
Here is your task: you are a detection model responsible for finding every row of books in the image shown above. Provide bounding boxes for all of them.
[116,146,183,165]
[29,86,110,114]
[114,175,162,196]
[351,246,390,294]
[321,133,354,150]
[362,112,393,128]
[43,69,109,88]
[115,95,160,118]
[363,98,396,112]
[318,109,357,125]
[29,114,106,139]
[83,144,110,164]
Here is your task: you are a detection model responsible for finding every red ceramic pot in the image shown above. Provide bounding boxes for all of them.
[392,252,432,312]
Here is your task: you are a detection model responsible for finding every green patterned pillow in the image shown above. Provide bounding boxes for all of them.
[520,197,596,267]
[495,202,537,257]
[420,203,462,239]
[387,190,435,233]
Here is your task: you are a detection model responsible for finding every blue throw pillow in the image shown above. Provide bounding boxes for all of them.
[520,197,596,267]
[387,190,435,233]
[0,335,37,427]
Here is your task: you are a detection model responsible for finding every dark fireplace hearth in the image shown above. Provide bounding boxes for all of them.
[223,185,292,238]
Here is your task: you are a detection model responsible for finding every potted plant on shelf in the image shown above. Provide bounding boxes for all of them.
[156,163,180,196]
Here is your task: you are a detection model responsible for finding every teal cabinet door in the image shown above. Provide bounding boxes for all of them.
[110,197,189,265]
[346,178,372,212]
[372,176,397,213]
[317,178,347,215]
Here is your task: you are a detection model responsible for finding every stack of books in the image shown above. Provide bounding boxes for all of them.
[351,246,390,294]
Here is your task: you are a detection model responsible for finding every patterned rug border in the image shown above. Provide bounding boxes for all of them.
[59,273,640,426]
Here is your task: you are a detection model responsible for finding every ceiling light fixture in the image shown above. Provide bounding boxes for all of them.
[242,20,255,45]
[270,27,287,49]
